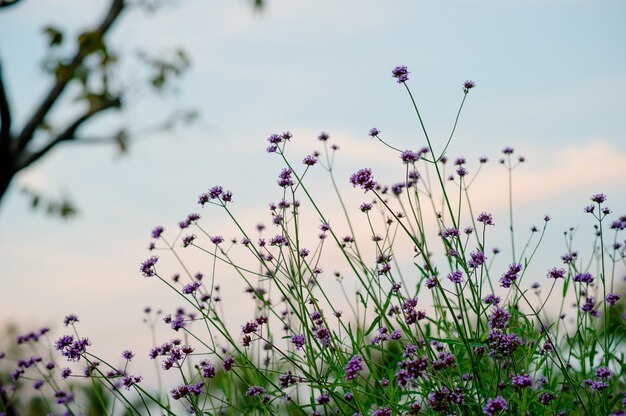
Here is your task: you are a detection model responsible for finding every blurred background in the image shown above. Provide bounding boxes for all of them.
[1,0,625,389]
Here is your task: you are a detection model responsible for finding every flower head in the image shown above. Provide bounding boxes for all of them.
[391,65,410,83]
[463,80,476,91]
[591,193,607,203]
[344,355,363,381]
[349,168,376,192]
[483,396,507,416]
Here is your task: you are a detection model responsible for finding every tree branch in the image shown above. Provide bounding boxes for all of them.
[17,97,121,171]
[14,0,125,152]
[0,61,11,147]
[0,0,22,9]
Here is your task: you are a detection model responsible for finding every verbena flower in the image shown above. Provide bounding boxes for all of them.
[140,256,158,277]
[591,193,607,203]
[447,270,463,284]
[121,350,134,361]
[151,226,164,239]
[547,267,566,279]
[500,263,522,288]
[477,212,494,225]
[489,307,510,329]
[246,385,266,397]
[606,292,621,306]
[291,334,305,350]
[391,65,410,83]
[511,371,533,389]
[463,80,476,91]
[349,168,376,192]
[400,150,419,163]
[483,396,507,415]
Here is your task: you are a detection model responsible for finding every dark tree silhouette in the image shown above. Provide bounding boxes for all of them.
[0,0,263,217]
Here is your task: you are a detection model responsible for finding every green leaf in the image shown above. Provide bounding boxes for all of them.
[43,26,63,47]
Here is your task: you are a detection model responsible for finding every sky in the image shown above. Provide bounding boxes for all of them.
[1,0,625,393]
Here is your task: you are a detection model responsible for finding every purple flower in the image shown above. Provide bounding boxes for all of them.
[539,392,556,404]
[400,150,420,163]
[502,147,514,155]
[369,128,380,137]
[483,396,507,415]
[447,270,463,284]
[182,234,196,247]
[349,168,376,192]
[310,325,330,346]
[456,166,468,177]
[122,350,135,361]
[55,335,90,361]
[573,272,594,284]
[246,385,266,397]
[221,355,235,371]
[489,308,510,329]
[171,382,204,400]
[391,65,410,83]
[122,374,142,390]
[511,371,533,389]
[584,379,609,391]
[581,297,597,315]
[483,294,501,306]
[468,250,486,268]
[316,392,330,404]
[55,390,74,405]
[606,292,621,306]
[428,386,465,412]
[442,227,460,238]
[277,168,294,188]
[372,407,391,416]
[359,202,373,212]
[200,360,215,378]
[487,329,523,359]
[182,282,200,295]
[60,367,71,379]
[270,234,288,246]
[151,226,164,239]
[477,212,494,226]
[279,370,298,388]
[208,185,223,199]
[303,155,318,166]
[267,133,282,144]
[241,321,258,334]
[432,351,456,370]
[291,334,305,350]
[210,235,224,245]
[318,132,330,141]
[463,80,476,91]
[547,267,566,279]
[500,263,522,288]
[425,276,438,289]
[591,193,607,203]
[344,355,363,381]
[594,366,612,378]
[63,314,79,327]
[140,256,158,277]
[32,379,44,390]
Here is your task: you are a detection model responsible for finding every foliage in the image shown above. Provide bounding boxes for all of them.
[1,67,625,415]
